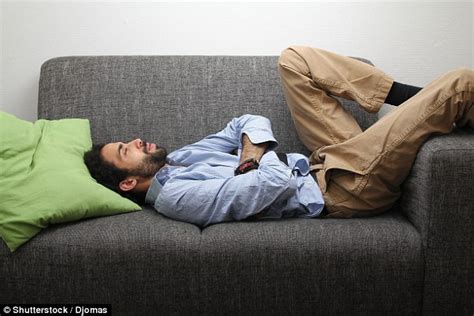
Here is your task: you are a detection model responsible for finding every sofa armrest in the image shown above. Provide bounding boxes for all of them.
[400,128,473,315]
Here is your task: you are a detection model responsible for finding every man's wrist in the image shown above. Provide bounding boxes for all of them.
[234,158,260,175]
[240,134,268,164]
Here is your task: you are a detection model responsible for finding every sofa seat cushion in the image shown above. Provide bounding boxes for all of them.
[1,207,423,314]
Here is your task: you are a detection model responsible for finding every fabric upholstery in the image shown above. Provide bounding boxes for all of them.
[0,207,423,315]
[401,129,474,315]
[38,56,377,156]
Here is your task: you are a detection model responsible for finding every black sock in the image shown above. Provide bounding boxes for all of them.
[385,81,423,106]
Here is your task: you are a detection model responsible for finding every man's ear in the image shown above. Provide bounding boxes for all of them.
[119,178,137,192]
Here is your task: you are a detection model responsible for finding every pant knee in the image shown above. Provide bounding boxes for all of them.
[278,46,310,76]
[444,68,474,87]
[278,47,295,66]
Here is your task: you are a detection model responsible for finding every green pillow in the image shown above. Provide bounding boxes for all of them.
[0,111,141,252]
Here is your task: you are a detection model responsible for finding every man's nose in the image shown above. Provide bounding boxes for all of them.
[130,138,143,148]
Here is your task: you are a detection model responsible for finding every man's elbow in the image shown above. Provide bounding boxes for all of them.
[266,167,295,188]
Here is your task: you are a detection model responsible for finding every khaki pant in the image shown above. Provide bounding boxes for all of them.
[278,46,474,218]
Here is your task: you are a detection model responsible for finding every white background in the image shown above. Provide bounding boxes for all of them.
[1,1,473,121]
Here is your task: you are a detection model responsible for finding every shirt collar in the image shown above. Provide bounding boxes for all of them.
[144,163,184,204]
[145,174,163,205]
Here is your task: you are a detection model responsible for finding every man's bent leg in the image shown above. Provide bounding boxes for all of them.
[317,68,474,218]
[278,46,393,152]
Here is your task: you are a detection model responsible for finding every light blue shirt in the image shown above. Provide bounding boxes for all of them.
[145,114,325,227]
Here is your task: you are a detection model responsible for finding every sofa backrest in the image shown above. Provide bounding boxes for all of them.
[38,56,377,155]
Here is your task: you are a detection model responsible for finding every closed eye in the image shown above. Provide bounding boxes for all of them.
[118,143,126,159]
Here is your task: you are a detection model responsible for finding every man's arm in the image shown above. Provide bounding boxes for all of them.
[233,133,270,176]
[155,151,296,227]
[239,133,269,164]
[170,114,278,162]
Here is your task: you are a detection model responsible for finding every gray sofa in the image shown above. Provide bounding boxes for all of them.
[1,55,472,315]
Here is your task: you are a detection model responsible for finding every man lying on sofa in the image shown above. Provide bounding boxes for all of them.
[84,46,474,226]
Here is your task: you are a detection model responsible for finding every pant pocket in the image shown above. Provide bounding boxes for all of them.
[323,171,382,218]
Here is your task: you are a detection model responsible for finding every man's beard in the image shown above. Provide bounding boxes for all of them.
[127,145,167,178]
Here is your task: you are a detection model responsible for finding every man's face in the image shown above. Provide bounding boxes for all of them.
[101,138,167,178]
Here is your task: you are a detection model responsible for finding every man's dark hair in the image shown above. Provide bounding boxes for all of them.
[83,144,146,204]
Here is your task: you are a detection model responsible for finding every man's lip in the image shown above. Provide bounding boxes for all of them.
[147,143,156,152]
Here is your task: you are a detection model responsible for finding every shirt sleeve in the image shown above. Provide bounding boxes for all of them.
[155,151,297,227]
[172,114,278,154]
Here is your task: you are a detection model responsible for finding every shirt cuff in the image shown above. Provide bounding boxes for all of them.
[241,128,278,151]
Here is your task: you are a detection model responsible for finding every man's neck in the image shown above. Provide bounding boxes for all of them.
[134,163,169,193]
[134,177,153,193]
